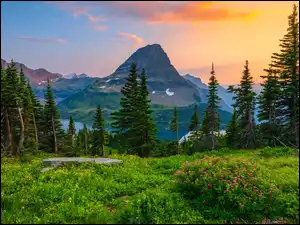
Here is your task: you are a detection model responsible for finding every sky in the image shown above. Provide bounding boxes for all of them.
[1,1,298,85]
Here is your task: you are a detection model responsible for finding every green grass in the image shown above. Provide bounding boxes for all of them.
[1,148,299,224]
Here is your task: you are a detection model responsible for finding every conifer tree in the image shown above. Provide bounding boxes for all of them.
[6,60,21,155]
[92,104,105,156]
[111,63,139,154]
[189,104,200,140]
[27,81,42,150]
[67,116,76,147]
[42,79,64,153]
[228,60,256,149]
[1,66,9,152]
[202,63,221,149]
[82,123,89,155]
[133,69,157,157]
[226,108,239,148]
[268,4,299,147]
[169,106,179,154]
[258,67,281,147]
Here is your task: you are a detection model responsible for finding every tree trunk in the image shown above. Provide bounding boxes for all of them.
[102,144,105,157]
[4,109,12,154]
[51,115,58,154]
[17,108,25,155]
[32,113,39,151]
[211,132,215,150]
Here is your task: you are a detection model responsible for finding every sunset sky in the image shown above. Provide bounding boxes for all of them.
[1,1,298,85]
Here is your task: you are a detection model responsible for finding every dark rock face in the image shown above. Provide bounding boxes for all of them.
[95,44,202,106]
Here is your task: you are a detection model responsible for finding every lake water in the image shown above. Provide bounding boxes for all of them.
[60,119,92,133]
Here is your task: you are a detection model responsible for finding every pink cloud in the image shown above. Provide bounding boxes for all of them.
[118,32,144,44]
[48,1,257,24]
[92,24,108,31]
[15,36,68,44]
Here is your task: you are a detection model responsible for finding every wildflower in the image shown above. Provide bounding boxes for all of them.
[202,200,206,204]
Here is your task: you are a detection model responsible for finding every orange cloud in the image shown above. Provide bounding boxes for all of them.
[48,1,258,24]
[118,32,144,44]
[15,36,68,44]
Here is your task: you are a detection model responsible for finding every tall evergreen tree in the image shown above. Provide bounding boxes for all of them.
[42,79,64,153]
[82,123,89,155]
[228,60,256,149]
[226,108,239,148]
[202,63,221,149]
[27,81,42,150]
[258,67,281,147]
[111,63,140,154]
[169,106,179,154]
[268,4,299,147]
[133,69,157,157]
[6,60,21,155]
[189,104,200,140]
[67,116,76,147]
[92,104,105,156]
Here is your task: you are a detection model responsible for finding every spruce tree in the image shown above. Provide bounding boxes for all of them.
[189,104,200,140]
[27,81,43,150]
[133,69,157,157]
[202,63,221,149]
[226,108,239,148]
[228,60,256,149]
[82,123,89,155]
[111,63,139,154]
[258,67,281,147]
[42,79,64,153]
[169,106,179,154]
[67,116,76,147]
[6,60,21,155]
[92,104,105,156]
[268,4,299,147]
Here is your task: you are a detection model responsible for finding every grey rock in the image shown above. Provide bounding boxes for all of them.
[41,157,123,172]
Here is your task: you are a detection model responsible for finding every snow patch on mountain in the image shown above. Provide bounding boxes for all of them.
[166,88,174,96]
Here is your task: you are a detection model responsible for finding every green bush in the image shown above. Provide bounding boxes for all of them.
[174,155,283,223]
[259,146,298,158]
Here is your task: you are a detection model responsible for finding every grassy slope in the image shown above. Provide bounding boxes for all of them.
[1,149,298,224]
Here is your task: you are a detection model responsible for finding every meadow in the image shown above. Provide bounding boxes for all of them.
[1,147,299,224]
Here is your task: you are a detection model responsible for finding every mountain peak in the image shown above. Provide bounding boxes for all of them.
[110,43,178,81]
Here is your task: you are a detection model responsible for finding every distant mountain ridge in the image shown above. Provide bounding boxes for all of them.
[1,58,62,84]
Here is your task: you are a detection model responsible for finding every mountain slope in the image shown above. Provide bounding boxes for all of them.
[184,74,235,109]
[1,58,62,83]
[89,44,201,106]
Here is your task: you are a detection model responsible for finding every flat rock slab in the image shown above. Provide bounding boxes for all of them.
[41,157,123,172]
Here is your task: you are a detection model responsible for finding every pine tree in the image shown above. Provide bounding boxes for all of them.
[226,108,239,148]
[228,60,256,149]
[169,106,179,154]
[189,104,200,140]
[42,79,64,153]
[202,63,221,149]
[82,124,89,155]
[1,66,9,152]
[268,4,299,147]
[27,81,43,151]
[6,60,21,155]
[111,63,140,154]
[92,104,105,156]
[258,67,281,147]
[67,116,76,147]
[133,69,157,157]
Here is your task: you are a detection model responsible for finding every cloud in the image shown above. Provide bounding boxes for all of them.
[118,32,144,44]
[92,24,108,31]
[48,1,258,24]
[15,36,68,44]
[46,1,107,29]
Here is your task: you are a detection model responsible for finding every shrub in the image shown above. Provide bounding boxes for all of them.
[174,155,282,223]
[259,146,298,158]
